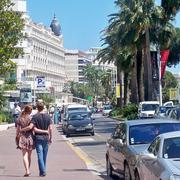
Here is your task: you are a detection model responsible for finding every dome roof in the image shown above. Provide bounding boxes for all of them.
[50,15,61,36]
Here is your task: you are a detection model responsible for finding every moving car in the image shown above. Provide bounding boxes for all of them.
[102,104,113,116]
[62,111,94,137]
[135,131,180,180]
[63,104,91,118]
[106,119,180,180]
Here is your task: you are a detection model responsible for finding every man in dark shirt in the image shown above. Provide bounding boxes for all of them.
[31,102,52,177]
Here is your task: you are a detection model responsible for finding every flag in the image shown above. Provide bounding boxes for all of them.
[160,50,170,79]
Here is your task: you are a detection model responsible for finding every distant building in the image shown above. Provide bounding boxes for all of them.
[86,47,117,92]
[65,50,91,83]
[11,0,66,97]
[86,47,116,71]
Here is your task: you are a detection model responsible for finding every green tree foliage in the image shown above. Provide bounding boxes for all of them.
[161,0,180,21]
[0,0,24,74]
[162,71,178,102]
[97,0,179,106]
[37,94,55,110]
[168,28,180,66]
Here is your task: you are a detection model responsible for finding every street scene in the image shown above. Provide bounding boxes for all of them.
[0,0,180,180]
[0,113,117,180]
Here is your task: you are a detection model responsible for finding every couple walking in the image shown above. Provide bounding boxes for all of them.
[16,102,52,177]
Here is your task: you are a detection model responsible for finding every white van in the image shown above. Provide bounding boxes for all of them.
[138,101,159,118]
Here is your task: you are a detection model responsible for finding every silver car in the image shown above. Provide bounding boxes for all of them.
[135,131,180,180]
[106,119,180,180]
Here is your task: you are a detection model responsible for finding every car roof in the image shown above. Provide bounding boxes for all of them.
[67,104,88,108]
[159,131,180,139]
[120,119,180,126]
[68,111,89,115]
[139,101,159,104]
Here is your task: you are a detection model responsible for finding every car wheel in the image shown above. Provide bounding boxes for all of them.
[91,131,95,136]
[124,163,131,180]
[106,156,113,177]
[135,171,140,180]
[66,133,70,138]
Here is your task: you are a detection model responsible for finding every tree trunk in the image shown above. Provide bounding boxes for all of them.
[116,65,123,108]
[130,55,139,103]
[123,71,129,106]
[144,29,153,101]
[137,50,144,102]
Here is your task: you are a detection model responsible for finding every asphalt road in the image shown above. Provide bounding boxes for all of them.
[58,113,120,179]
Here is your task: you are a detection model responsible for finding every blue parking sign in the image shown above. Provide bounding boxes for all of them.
[36,76,45,89]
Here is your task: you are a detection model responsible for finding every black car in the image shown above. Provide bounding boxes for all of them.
[62,111,94,137]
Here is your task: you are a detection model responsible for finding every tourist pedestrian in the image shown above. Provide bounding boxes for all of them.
[25,102,52,177]
[17,105,49,177]
[12,103,21,127]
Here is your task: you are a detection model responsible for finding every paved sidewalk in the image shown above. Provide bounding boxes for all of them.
[0,123,14,131]
[0,125,105,180]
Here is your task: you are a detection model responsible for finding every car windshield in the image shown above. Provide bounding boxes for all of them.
[159,107,167,113]
[163,137,180,159]
[103,105,112,110]
[142,104,159,111]
[129,123,180,145]
[68,113,90,121]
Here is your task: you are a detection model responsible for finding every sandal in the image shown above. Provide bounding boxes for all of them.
[24,173,30,177]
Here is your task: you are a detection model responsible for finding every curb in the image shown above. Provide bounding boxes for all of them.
[0,123,15,131]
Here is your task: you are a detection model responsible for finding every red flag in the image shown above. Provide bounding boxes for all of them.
[160,50,170,79]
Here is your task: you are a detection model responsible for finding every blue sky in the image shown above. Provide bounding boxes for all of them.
[26,0,115,51]
[26,0,179,72]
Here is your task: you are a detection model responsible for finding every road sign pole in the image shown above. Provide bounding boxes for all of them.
[157,46,162,106]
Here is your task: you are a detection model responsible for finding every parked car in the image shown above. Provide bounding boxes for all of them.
[168,107,180,120]
[106,119,180,180]
[102,104,113,116]
[62,111,94,137]
[138,101,159,118]
[135,131,180,180]
[154,106,174,118]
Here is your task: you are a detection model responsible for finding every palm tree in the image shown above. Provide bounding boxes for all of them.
[100,69,112,98]
[97,28,125,107]
[161,0,180,21]
[83,64,101,97]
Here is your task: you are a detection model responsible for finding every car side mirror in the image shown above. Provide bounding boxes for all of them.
[143,152,157,160]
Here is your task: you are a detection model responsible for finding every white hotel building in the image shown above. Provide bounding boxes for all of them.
[11,0,66,98]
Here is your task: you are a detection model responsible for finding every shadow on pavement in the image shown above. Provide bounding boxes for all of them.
[72,140,106,147]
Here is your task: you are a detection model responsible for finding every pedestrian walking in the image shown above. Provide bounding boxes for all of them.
[12,103,21,127]
[18,105,49,177]
[33,102,52,176]
[25,102,52,177]
[16,105,34,177]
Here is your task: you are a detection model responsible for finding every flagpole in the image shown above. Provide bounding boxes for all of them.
[157,46,163,106]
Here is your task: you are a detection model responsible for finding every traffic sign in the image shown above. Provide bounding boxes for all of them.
[36,76,45,89]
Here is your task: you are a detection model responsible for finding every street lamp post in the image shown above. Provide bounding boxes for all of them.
[157,46,163,106]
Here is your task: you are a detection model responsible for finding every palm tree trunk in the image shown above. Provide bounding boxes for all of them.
[130,55,139,103]
[116,65,123,108]
[123,71,129,105]
[144,29,153,101]
[137,50,144,102]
